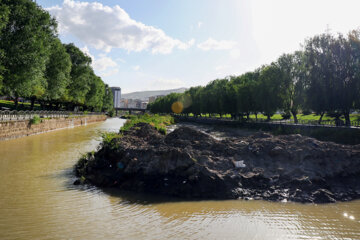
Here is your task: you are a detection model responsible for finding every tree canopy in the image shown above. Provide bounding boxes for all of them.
[0,0,114,112]
[149,30,360,126]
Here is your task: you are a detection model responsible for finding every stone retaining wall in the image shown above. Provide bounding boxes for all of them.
[0,115,107,141]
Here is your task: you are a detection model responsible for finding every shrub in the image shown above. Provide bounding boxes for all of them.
[281,111,291,120]
[101,132,121,144]
[107,109,115,117]
[30,115,41,125]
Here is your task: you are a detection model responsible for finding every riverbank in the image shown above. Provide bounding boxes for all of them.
[0,115,107,141]
[175,115,360,145]
[75,122,360,203]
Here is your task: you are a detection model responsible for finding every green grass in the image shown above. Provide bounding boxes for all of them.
[0,100,41,110]
[248,113,360,123]
[183,111,360,125]
[121,114,174,134]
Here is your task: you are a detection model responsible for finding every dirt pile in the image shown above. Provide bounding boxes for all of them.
[75,123,360,203]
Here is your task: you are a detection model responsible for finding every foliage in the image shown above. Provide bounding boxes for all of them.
[102,84,114,113]
[43,38,71,103]
[101,132,122,148]
[30,115,41,125]
[0,1,112,112]
[148,30,360,127]
[120,114,174,134]
[1,0,56,107]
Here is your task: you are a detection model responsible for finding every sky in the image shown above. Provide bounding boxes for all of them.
[37,0,360,93]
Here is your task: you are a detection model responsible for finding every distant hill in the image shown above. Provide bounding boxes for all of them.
[122,88,187,101]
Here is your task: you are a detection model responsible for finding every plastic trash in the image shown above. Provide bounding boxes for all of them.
[234,160,246,168]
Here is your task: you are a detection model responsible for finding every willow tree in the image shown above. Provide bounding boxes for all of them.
[258,64,285,121]
[329,31,360,126]
[0,0,57,108]
[303,32,360,125]
[276,52,306,123]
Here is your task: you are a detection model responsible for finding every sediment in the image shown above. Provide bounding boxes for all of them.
[75,123,360,203]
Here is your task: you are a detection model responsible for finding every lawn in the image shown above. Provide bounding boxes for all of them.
[0,100,41,110]
[186,112,360,125]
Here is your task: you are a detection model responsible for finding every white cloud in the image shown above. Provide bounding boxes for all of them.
[102,68,119,77]
[48,0,192,54]
[80,46,119,77]
[215,65,230,72]
[197,38,237,51]
[92,56,118,72]
[198,21,203,28]
[132,65,140,71]
[80,46,94,61]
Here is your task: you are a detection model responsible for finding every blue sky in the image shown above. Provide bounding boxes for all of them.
[38,0,360,93]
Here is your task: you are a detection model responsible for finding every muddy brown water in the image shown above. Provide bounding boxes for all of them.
[0,118,359,240]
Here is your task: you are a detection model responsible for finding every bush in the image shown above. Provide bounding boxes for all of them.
[107,109,115,117]
[101,132,122,146]
[30,115,41,125]
[281,111,291,120]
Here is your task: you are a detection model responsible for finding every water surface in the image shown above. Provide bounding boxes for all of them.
[0,118,359,240]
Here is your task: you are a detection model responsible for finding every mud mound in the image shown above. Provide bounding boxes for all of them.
[75,123,360,203]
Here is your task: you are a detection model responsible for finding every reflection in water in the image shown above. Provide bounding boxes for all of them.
[0,118,359,240]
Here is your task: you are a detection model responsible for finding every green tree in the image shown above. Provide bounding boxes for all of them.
[43,38,71,109]
[303,33,335,123]
[258,64,285,120]
[102,84,114,112]
[231,72,260,120]
[64,43,92,109]
[276,52,306,123]
[329,31,360,125]
[0,3,9,93]
[0,0,57,108]
[85,72,105,111]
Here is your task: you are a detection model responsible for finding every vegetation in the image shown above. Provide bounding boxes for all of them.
[0,1,113,112]
[29,115,41,125]
[121,114,174,134]
[148,30,360,126]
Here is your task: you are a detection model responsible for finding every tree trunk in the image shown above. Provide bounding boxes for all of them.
[30,97,35,110]
[344,111,351,126]
[318,112,325,124]
[14,97,19,110]
[246,112,250,120]
[255,113,258,121]
[291,110,298,124]
[267,114,271,121]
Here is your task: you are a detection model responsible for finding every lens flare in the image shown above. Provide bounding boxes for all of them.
[171,101,184,114]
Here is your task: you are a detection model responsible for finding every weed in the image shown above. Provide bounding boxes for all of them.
[30,115,41,125]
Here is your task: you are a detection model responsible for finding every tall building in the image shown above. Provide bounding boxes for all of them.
[110,87,121,108]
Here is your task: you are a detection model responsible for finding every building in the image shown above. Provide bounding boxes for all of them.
[141,102,148,109]
[110,87,121,108]
[148,96,156,103]
[120,98,128,108]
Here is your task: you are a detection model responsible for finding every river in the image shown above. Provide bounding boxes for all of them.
[0,118,359,240]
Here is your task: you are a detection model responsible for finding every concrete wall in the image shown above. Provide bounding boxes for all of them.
[0,115,107,141]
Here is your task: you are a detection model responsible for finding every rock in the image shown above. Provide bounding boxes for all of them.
[73,179,81,185]
[269,146,285,157]
[74,123,360,203]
